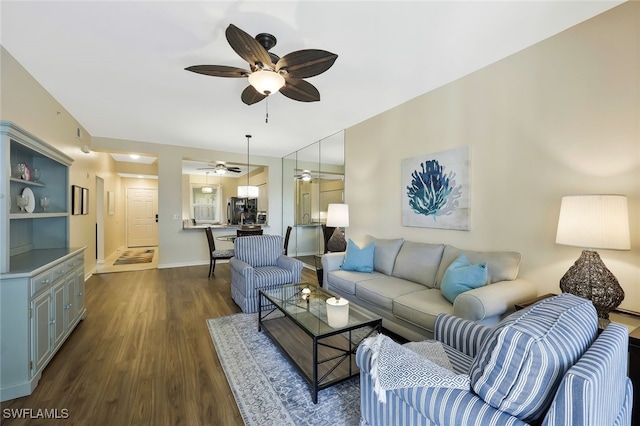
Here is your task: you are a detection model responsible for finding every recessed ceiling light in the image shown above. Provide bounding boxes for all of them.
[130,154,140,160]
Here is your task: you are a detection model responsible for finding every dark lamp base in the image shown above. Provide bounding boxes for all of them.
[559,250,624,319]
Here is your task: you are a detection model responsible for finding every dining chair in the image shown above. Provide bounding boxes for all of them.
[283,226,293,255]
[236,228,263,237]
[205,227,234,277]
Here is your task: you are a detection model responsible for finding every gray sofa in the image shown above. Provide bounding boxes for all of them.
[321,236,537,341]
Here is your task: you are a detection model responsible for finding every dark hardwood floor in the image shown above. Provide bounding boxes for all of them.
[1,263,320,425]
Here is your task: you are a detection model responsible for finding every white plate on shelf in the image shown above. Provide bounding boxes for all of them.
[22,187,35,213]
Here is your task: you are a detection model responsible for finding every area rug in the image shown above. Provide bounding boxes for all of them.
[113,248,155,265]
[207,313,361,426]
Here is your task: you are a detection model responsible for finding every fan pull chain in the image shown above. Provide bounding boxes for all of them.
[265,96,269,123]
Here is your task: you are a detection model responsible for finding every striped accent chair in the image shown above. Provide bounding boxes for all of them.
[356,293,633,425]
[229,234,303,313]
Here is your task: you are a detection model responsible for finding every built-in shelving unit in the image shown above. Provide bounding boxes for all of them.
[1,121,86,402]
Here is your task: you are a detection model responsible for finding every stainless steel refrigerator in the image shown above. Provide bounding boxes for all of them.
[227,197,258,225]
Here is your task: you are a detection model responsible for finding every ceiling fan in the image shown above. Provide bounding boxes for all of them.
[197,163,241,175]
[185,24,338,105]
[294,170,314,181]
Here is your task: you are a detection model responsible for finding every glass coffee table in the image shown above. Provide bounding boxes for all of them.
[258,283,382,403]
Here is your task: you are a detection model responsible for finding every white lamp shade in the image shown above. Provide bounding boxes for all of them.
[248,70,285,95]
[556,195,630,250]
[237,185,259,198]
[201,186,213,194]
[326,203,349,227]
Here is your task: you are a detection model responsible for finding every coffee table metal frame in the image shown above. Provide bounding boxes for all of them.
[258,283,382,403]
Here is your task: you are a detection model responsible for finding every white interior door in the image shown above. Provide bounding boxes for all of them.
[127,188,158,247]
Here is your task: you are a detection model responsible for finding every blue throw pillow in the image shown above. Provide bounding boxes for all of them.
[341,239,374,273]
[441,254,488,303]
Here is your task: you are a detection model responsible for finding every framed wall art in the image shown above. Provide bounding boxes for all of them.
[72,185,82,215]
[401,146,470,230]
[81,187,89,215]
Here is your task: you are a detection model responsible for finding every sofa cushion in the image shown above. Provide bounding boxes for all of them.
[392,242,445,287]
[363,235,405,275]
[341,239,374,272]
[356,277,425,311]
[327,270,386,295]
[440,254,488,303]
[469,293,598,423]
[393,289,454,333]
[435,245,520,288]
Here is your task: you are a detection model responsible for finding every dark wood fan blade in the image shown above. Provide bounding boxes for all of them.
[226,24,273,69]
[241,85,267,105]
[227,168,241,173]
[276,50,338,79]
[185,65,249,78]
[280,78,320,102]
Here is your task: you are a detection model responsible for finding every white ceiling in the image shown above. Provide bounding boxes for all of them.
[0,1,622,160]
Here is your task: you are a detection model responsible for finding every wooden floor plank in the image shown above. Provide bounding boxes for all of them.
[0,263,319,425]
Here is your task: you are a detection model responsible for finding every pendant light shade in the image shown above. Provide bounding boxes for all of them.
[201,172,213,193]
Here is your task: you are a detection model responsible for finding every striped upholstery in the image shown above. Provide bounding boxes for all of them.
[356,294,632,426]
[469,293,598,423]
[357,345,528,426]
[542,323,632,426]
[234,234,282,267]
[434,313,491,358]
[229,235,303,313]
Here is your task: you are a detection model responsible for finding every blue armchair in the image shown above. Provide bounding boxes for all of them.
[356,293,632,425]
[230,234,303,313]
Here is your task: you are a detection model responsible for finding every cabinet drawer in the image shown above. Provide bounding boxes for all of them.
[66,253,84,270]
[31,270,53,297]
[51,262,67,282]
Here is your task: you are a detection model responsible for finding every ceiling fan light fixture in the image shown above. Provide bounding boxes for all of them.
[214,165,227,175]
[248,70,285,95]
[301,171,312,181]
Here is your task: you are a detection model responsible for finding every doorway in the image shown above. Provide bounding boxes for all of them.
[95,176,105,263]
[126,188,158,247]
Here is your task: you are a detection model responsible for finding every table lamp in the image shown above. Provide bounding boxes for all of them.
[326,203,349,252]
[555,195,630,324]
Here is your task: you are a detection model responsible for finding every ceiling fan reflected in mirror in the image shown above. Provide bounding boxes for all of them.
[295,170,313,181]
[185,24,338,105]
[197,163,242,175]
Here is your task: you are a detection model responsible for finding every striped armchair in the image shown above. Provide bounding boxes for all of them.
[230,234,303,313]
[357,293,633,425]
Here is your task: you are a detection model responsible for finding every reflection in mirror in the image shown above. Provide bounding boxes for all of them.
[282,131,344,263]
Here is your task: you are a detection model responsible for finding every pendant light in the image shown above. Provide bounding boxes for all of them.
[237,134,259,198]
[201,171,213,193]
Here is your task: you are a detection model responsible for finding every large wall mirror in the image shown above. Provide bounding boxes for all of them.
[182,159,269,226]
[282,131,344,263]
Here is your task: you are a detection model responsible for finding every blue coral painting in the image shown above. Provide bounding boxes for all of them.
[402,147,469,230]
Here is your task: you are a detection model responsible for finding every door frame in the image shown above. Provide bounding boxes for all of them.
[95,176,105,264]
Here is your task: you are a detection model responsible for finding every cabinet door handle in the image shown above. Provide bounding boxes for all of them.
[42,279,50,284]
[57,270,64,275]
[78,293,83,296]
[50,320,55,325]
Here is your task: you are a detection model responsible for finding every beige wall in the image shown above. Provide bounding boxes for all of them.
[0,46,125,275]
[345,3,640,311]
